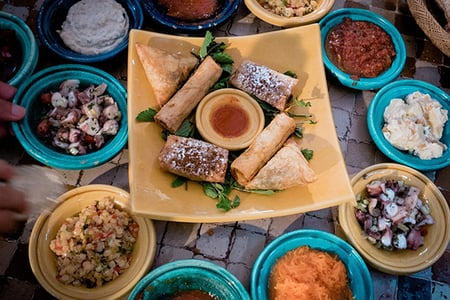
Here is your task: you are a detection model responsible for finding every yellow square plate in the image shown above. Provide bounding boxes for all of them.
[127,25,354,222]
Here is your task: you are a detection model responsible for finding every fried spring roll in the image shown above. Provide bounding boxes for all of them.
[230,60,298,111]
[155,56,223,133]
[159,135,229,183]
[230,113,296,186]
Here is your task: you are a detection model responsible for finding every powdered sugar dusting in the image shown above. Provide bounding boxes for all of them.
[159,135,229,183]
[230,60,298,111]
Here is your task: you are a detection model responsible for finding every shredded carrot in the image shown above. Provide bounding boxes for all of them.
[269,246,353,300]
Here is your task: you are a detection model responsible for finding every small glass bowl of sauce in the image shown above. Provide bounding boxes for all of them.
[196,88,265,151]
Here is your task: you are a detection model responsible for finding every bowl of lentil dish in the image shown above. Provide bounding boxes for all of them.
[244,0,335,27]
[319,8,406,90]
[29,184,157,300]
[11,64,128,170]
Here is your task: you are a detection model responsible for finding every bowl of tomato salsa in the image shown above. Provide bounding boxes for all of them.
[319,8,406,90]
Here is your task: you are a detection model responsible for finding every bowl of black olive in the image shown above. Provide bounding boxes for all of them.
[0,11,39,87]
[319,8,406,90]
[11,64,128,170]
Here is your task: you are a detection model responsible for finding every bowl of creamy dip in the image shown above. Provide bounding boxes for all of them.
[37,0,143,63]
[367,79,450,171]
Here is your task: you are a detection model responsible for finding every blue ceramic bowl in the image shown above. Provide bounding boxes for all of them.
[37,0,143,63]
[0,11,38,87]
[140,0,241,34]
[11,64,128,170]
[319,8,406,90]
[128,259,250,300]
[367,79,450,171]
[251,229,373,300]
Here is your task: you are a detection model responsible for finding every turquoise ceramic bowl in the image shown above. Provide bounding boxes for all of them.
[251,229,373,300]
[319,8,406,90]
[367,79,450,171]
[0,11,38,87]
[11,64,128,170]
[128,259,250,300]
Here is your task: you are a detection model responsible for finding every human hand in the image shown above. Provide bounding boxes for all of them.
[0,81,25,138]
[0,160,27,236]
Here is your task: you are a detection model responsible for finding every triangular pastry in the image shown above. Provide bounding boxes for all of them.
[135,43,198,107]
[245,139,317,190]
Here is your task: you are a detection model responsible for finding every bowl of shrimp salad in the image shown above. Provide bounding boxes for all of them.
[11,64,128,170]
[29,185,157,300]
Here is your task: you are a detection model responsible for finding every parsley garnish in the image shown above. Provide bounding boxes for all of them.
[136,108,157,122]
[193,31,234,91]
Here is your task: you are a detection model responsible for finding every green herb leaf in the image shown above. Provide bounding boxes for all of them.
[200,31,214,59]
[212,52,233,64]
[136,108,157,122]
[203,183,219,198]
[294,127,303,138]
[294,98,311,107]
[172,176,187,188]
[216,194,240,211]
[284,70,298,78]
[176,119,195,137]
[301,148,314,161]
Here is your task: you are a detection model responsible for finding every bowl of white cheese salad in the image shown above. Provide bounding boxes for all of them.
[37,0,143,63]
[367,79,450,171]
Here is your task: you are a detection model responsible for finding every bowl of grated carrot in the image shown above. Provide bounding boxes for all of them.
[251,229,373,300]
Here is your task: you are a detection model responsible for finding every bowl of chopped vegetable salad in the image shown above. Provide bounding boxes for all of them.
[29,185,157,300]
[338,163,450,275]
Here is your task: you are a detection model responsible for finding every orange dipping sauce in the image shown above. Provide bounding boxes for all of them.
[210,97,250,138]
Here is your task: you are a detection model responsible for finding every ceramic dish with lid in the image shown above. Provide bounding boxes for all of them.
[140,0,241,34]
[128,259,250,300]
[195,88,265,151]
[37,0,143,63]
[29,184,157,300]
[367,79,450,171]
[338,163,450,275]
[245,0,335,27]
[11,64,128,170]
[0,11,38,87]
[319,8,406,90]
[251,229,373,300]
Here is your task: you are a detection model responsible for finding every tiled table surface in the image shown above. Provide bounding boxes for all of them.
[1,0,449,299]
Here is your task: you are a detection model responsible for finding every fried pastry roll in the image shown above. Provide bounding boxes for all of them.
[230,113,296,186]
[245,138,317,190]
[155,56,223,133]
[135,43,198,107]
[230,60,298,111]
[159,135,229,183]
